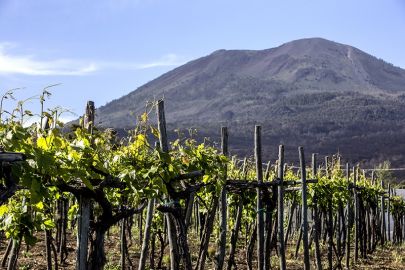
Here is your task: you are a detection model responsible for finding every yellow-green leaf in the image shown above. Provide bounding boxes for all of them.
[0,205,8,217]
[35,201,44,210]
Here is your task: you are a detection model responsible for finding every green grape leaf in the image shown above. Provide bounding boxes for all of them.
[43,219,55,229]
[0,205,8,217]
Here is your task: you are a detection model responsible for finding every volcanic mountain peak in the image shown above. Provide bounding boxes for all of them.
[98,37,405,126]
[96,37,405,167]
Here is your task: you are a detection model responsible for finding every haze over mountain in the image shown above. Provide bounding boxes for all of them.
[96,38,405,168]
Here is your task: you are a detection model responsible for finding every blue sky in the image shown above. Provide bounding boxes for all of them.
[0,0,405,123]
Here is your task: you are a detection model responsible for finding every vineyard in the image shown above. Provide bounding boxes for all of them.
[0,98,405,270]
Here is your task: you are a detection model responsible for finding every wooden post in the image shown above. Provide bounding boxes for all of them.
[228,158,248,270]
[312,153,322,270]
[139,212,143,246]
[327,200,333,270]
[142,139,159,270]
[278,145,286,270]
[76,101,94,270]
[264,161,271,181]
[299,147,310,270]
[388,183,391,242]
[45,227,52,270]
[326,159,333,270]
[284,197,297,246]
[227,198,243,270]
[326,156,333,268]
[156,100,179,270]
[139,139,160,269]
[381,180,385,246]
[138,199,156,270]
[216,127,228,270]
[185,193,194,230]
[345,164,351,269]
[120,220,126,270]
[157,100,169,153]
[371,170,375,185]
[7,239,21,270]
[1,239,12,267]
[221,126,229,158]
[354,166,359,262]
[76,197,90,270]
[84,101,94,133]
[373,174,382,249]
[255,126,264,270]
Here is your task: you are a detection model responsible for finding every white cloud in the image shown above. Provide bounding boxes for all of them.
[102,54,188,70]
[0,42,188,76]
[57,115,77,123]
[21,114,77,128]
[135,54,186,69]
[0,43,98,76]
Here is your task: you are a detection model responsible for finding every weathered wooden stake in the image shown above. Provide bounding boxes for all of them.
[138,199,155,270]
[255,126,264,270]
[354,166,359,262]
[299,147,310,270]
[325,157,333,270]
[45,229,52,270]
[156,100,179,270]
[327,201,333,270]
[76,101,94,270]
[312,153,322,270]
[120,220,126,270]
[76,196,90,270]
[264,161,271,181]
[325,156,329,178]
[345,164,351,269]
[278,145,286,270]
[7,239,21,270]
[381,180,386,246]
[1,239,12,267]
[371,170,375,185]
[388,183,391,242]
[227,198,243,270]
[216,127,228,270]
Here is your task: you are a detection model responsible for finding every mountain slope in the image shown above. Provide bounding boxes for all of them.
[96,37,405,167]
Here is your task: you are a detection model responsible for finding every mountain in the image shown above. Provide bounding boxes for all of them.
[95,38,405,169]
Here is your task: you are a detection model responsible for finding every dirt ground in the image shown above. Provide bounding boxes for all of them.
[1,231,405,270]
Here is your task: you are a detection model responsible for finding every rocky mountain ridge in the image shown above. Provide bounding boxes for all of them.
[95,37,405,168]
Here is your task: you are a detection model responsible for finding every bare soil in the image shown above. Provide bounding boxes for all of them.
[1,230,405,269]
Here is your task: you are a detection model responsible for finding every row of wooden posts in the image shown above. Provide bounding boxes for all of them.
[73,100,401,270]
[155,100,401,270]
[237,140,400,270]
